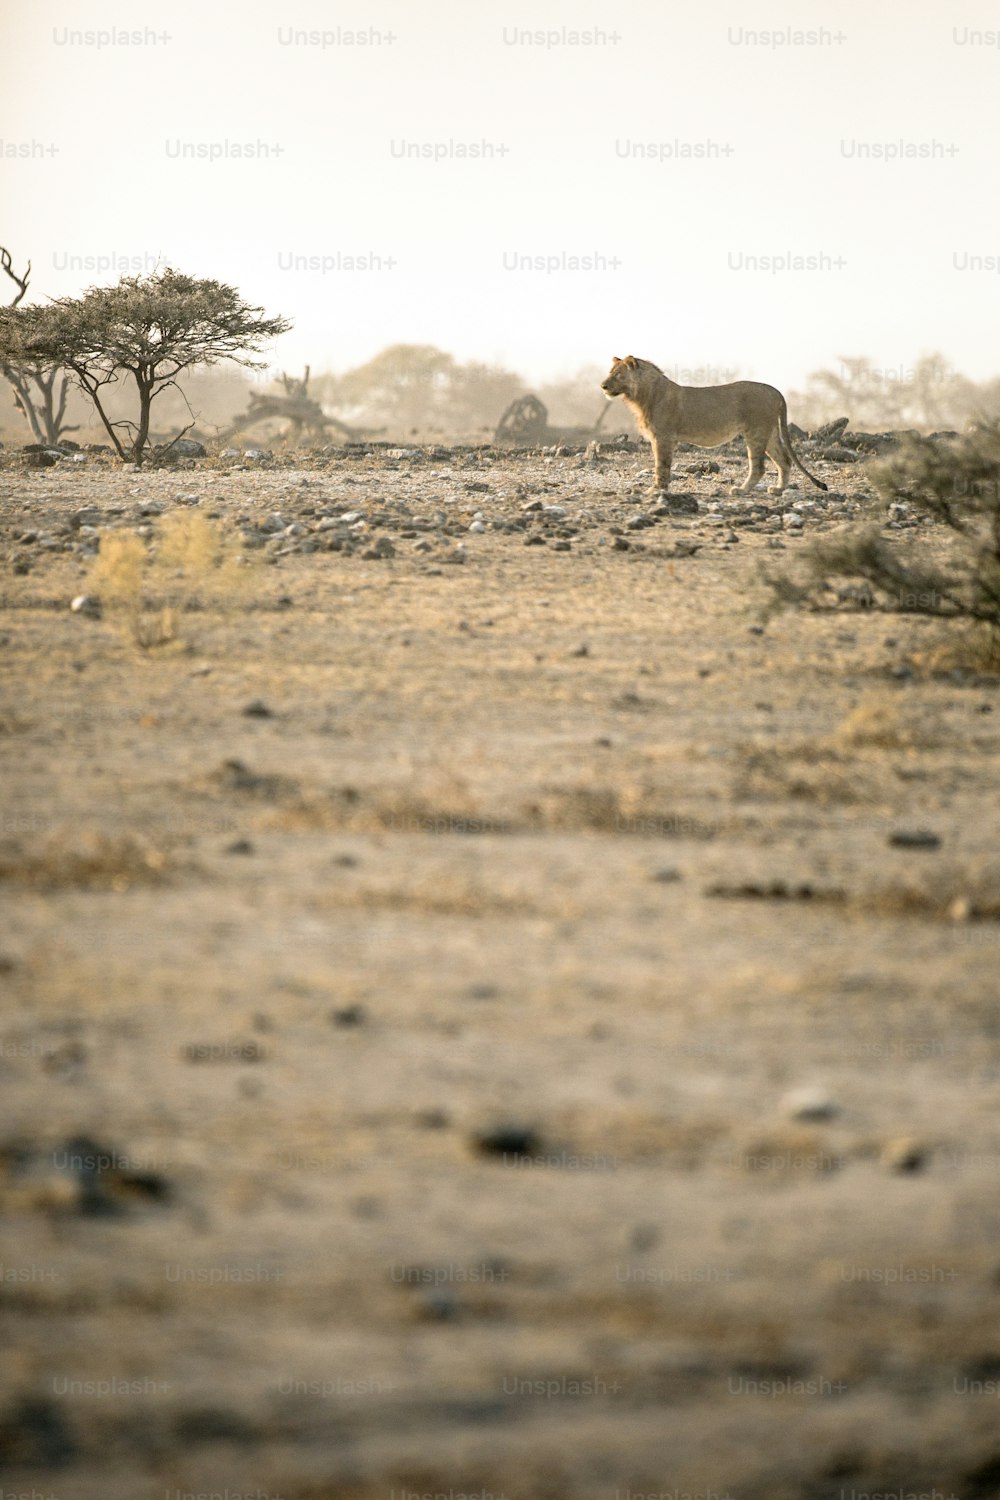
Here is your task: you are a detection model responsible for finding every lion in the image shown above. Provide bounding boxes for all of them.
[601,355,827,496]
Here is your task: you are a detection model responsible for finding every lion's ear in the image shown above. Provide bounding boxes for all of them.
[612,355,620,364]
[626,355,639,368]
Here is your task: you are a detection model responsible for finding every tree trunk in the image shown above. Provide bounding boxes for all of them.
[134,372,153,466]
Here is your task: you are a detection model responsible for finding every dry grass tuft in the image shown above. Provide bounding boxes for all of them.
[833,696,937,751]
[0,831,174,891]
[88,511,255,649]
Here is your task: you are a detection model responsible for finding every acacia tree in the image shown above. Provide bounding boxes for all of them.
[0,245,77,445]
[0,268,290,465]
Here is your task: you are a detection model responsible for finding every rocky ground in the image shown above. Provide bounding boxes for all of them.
[2,432,1000,1500]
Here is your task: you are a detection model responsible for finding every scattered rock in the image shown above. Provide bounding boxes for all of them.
[465,984,499,1001]
[651,867,682,883]
[472,1124,541,1160]
[157,438,206,461]
[0,1134,172,1217]
[781,1087,839,1123]
[362,537,395,560]
[330,1005,367,1027]
[70,595,101,619]
[418,1289,461,1322]
[888,830,941,850]
[225,839,255,856]
[664,493,700,515]
[882,1138,928,1174]
[242,699,274,718]
[812,417,850,443]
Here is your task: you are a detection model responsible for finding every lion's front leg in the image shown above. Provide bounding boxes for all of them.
[650,437,672,494]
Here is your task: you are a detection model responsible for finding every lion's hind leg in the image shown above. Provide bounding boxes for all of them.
[765,426,792,495]
[732,439,767,496]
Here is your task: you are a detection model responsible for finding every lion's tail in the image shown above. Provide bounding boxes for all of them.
[778,400,828,491]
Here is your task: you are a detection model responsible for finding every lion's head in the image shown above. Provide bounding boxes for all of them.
[601,355,661,399]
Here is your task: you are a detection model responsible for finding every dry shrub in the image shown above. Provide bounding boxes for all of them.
[0,831,172,891]
[154,510,248,596]
[833,695,939,751]
[763,424,1000,666]
[89,511,253,649]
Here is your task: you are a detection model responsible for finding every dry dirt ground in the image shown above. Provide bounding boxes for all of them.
[2,438,1000,1500]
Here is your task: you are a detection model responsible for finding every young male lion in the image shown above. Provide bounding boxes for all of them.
[601,355,827,496]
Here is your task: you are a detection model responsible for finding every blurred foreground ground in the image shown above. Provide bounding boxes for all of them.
[2,440,1000,1499]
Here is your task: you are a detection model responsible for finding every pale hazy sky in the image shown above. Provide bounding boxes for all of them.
[2,0,998,391]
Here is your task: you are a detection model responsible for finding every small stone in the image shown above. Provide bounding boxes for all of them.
[258,513,286,533]
[552,540,571,552]
[71,507,100,529]
[612,536,630,551]
[468,520,486,534]
[882,1138,928,1174]
[782,1087,839,1122]
[783,512,804,529]
[664,494,699,515]
[139,500,166,516]
[888,829,941,850]
[416,1108,450,1129]
[524,534,546,546]
[465,983,499,1001]
[242,700,273,718]
[651,867,682,883]
[571,643,589,657]
[419,1290,461,1322]
[225,839,255,856]
[330,1004,367,1027]
[70,594,101,618]
[472,1124,541,1160]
